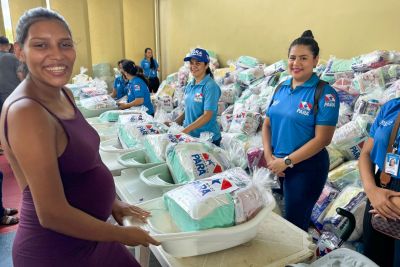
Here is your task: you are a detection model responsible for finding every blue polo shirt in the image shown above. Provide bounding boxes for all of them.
[183,74,221,141]
[113,75,127,100]
[126,76,154,115]
[267,74,339,157]
[141,58,159,79]
[369,98,400,178]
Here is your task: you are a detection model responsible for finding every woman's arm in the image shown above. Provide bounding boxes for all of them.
[268,125,335,174]
[182,110,213,134]
[118,98,144,109]
[261,117,274,163]
[359,138,400,219]
[7,100,159,246]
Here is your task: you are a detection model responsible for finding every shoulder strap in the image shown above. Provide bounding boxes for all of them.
[3,97,61,146]
[268,82,285,109]
[380,112,400,186]
[313,80,327,115]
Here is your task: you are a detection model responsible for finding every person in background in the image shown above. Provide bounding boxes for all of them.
[359,97,400,267]
[0,7,159,266]
[109,59,128,100]
[140,48,160,94]
[118,60,154,115]
[262,30,339,231]
[172,48,221,146]
[0,36,21,225]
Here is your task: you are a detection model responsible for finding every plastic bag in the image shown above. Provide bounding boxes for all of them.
[228,110,261,136]
[263,60,288,77]
[80,95,117,110]
[236,56,260,69]
[326,146,344,171]
[118,122,169,149]
[221,133,250,169]
[166,141,232,184]
[237,66,265,86]
[351,50,390,72]
[311,184,339,230]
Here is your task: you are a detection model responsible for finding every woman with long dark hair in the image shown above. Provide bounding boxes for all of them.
[140,48,160,93]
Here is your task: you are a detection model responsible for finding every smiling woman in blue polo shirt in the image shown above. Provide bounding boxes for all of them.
[117,60,154,115]
[173,48,221,146]
[359,98,400,267]
[262,30,339,231]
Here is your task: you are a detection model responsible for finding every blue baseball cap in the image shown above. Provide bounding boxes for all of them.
[183,48,210,63]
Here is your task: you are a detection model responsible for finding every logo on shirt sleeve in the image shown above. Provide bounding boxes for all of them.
[324,94,336,107]
[134,84,141,91]
[194,93,203,102]
[297,101,312,116]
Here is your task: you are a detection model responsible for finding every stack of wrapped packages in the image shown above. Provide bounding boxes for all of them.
[90,48,400,250]
[66,67,118,117]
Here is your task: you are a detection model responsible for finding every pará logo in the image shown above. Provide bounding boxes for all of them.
[324,94,336,107]
[191,153,222,177]
[194,92,203,102]
[134,84,141,91]
[297,101,312,116]
[191,49,203,57]
[379,119,394,127]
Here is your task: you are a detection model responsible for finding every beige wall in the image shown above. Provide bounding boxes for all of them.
[159,0,400,78]
[123,0,155,65]
[87,0,124,67]
[8,0,46,40]
[51,0,93,77]
[0,7,5,36]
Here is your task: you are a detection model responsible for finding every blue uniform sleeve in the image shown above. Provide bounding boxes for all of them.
[113,76,119,88]
[140,59,146,69]
[203,82,221,111]
[132,81,145,99]
[126,83,135,102]
[315,85,340,126]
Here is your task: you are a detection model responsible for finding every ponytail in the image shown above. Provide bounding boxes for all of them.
[122,60,149,86]
[206,66,214,79]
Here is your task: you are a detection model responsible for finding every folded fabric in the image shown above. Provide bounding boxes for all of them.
[237,67,265,86]
[263,60,288,77]
[118,122,169,149]
[237,56,260,69]
[166,141,232,184]
[163,168,253,231]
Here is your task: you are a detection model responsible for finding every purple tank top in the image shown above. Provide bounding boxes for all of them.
[6,89,139,266]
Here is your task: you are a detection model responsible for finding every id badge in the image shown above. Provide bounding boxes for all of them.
[385,153,400,177]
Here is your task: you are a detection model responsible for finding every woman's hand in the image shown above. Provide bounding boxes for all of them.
[367,187,400,220]
[267,157,287,177]
[112,199,151,225]
[117,102,128,110]
[120,226,161,247]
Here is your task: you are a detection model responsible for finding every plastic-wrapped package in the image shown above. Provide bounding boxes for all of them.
[156,95,174,112]
[80,95,117,110]
[220,83,241,104]
[381,79,400,104]
[79,86,108,99]
[329,169,361,191]
[163,167,268,231]
[72,67,91,85]
[328,161,359,188]
[311,184,339,230]
[221,133,250,169]
[99,109,150,123]
[237,66,265,86]
[169,106,184,122]
[236,56,260,69]
[172,86,185,107]
[166,141,232,184]
[118,122,169,149]
[247,147,268,170]
[177,66,190,87]
[332,78,355,95]
[326,146,344,171]
[117,112,154,125]
[221,105,234,132]
[156,80,176,97]
[351,50,390,72]
[228,110,261,136]
[142,132,196,163]
[320,57,353,84]
[263,60,288,77]
[336,103,353,128]
[331,117,369,158]
[351,64,400,95]
[322,185,366,241]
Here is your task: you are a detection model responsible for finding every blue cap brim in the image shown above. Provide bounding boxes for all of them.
[183,55,209,63]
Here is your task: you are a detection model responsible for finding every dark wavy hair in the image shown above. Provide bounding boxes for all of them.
[16,7,71,45]
[288,30,319,58]
[144,48,156,70]
[122,60,149,86]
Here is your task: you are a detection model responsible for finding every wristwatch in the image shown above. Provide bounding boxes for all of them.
[283,156,294,168]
